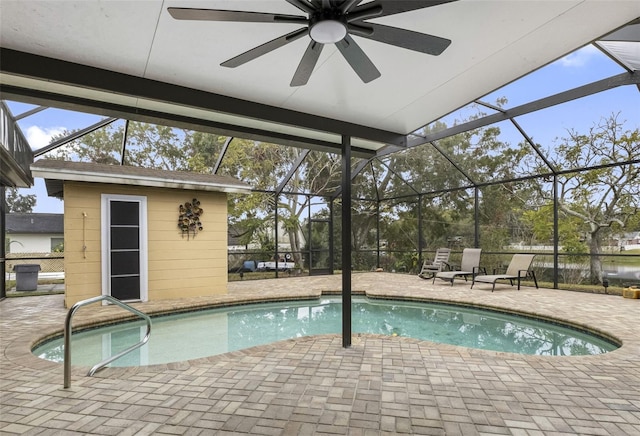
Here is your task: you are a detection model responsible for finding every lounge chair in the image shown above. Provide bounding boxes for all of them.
[433,248,483,285]
[471,254,538,292]
[418,248,451,279]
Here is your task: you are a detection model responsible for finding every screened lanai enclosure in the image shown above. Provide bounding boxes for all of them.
[1,1,640,305]
[224,99,640,290]
[4,62,640,291]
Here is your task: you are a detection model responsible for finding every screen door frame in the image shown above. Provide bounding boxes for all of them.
[101,193,148,302]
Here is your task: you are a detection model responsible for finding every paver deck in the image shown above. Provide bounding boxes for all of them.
[1,272,639,435]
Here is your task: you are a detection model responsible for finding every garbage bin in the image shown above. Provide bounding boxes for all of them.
[13,264,41,291]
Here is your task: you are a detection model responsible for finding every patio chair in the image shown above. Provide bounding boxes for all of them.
[433,248,483,285]
[471,254,538,292]
[418,248,451,279]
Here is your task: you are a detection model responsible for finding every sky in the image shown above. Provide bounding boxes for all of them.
[6,44,640,215]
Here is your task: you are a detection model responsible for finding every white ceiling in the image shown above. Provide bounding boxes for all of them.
[1,0,639,152]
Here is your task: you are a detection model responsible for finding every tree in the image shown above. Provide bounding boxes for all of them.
[370,106,530,257]
[5,188,36,213]
[525,113,640,284]
[48,121,227,170]
[48,123,121,164]
[522,202,590,284]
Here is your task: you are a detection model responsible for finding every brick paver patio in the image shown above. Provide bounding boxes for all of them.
[1,272,639,435]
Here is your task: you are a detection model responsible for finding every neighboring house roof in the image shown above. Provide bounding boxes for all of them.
[6,213,63,234]
[31,160,252,198]
[228,224,251,247]
[228,234,244,247]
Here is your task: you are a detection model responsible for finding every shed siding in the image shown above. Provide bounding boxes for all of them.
[63,182,228,307]
[63,183,102,307]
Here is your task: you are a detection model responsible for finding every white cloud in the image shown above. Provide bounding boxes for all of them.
[559,45,600,68]
[25,125,66,148]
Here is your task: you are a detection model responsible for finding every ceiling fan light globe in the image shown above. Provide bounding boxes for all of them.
[310,20,347,44]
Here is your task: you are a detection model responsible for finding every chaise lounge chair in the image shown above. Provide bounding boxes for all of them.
[418,248,451,279]
[471,254,538,292]
[433,248,483,285]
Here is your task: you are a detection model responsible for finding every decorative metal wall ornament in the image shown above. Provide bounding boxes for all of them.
[178,198,204,240]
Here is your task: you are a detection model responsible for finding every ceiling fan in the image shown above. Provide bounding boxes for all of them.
[168,0,456,87]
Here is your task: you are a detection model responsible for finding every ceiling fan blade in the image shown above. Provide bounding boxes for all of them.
[354,23,451,55]
[222,28,309,68]
[167,7,307,24]
[284,0,316,14]
[340,0,362,13]
[291,41,325,86]
[335,35,381,83]
[353,0,457,18]
[346,3,383,22]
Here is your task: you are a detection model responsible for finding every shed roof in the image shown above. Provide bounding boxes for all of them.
[6,213,63,234]
[31,159,252,198]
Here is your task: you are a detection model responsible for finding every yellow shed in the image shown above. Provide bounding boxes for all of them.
[31,160,251,308]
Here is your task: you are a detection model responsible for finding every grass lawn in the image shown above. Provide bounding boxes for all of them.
[602,249,640,266]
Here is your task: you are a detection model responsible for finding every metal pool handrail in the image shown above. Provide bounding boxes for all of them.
[64,295,152,388]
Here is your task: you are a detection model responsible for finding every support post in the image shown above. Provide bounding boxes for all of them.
[553,175,559,289]
[213,136,234,174]
[474,187,480,247]
[341,135,352,348]
[274,193,279,278]
[329,198,335,274]
[308,194,312,274]
[418,195,423,266]
[120,119,129,166]
[376,200,381,268]
[1,186,5,299]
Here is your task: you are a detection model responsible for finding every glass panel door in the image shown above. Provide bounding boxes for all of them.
[109,200,141,301]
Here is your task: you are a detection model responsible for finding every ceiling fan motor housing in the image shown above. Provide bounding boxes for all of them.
[309,9,348,44]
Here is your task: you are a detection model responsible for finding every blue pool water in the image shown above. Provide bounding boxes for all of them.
[33,297,618,367]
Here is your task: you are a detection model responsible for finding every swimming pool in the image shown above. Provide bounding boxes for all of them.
[33,297,618,367]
